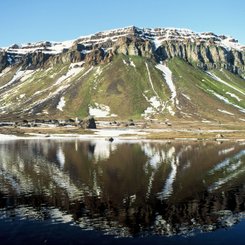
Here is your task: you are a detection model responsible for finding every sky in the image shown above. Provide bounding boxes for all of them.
[0,0,244,47]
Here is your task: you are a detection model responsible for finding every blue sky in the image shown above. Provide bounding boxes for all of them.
[0,0,244,46]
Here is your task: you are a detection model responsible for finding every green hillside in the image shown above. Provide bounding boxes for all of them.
[0,55,245,122]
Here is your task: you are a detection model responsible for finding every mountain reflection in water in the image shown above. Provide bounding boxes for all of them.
[0,139,244,238]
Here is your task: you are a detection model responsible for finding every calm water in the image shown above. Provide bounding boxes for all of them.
[0,138,244,245]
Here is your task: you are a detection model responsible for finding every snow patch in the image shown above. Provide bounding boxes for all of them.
[156,63,177,103]
[207,72,245,96]
[92,66,102,90]
[0,68,34,90]
[226,92,242,102]
[141,95,162,119]
[24,66,93,113]
[153,38,163,49]
[81,66,93,78]
[55,62,84,85]
[202,120,212,123]
[220,37,243,51]
[20,71,35,82]
[81,50,92,55]
[142,62,177,118]
[142,62,167,118]
[145,62,159,97]
[95,66,102,76]
[42,110,49,114]
[89,107,109,117]
[4,27,244,59]
[217,109,234,116]
[57,97,66,111]
[167,105,175,116]
[89,103,117,118]
[24,83,71,112]
[123,59,128,66]
[6,39,75,55]
[155,63,178,115]
[208,89,245,113]
[148,96,161,109]
[182,93,191,101]
[141,106,155,118]
[129,58,136,68]
[0,67,11,78]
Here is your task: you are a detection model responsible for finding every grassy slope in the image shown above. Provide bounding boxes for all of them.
[0,56,245,121]
[62,55,169,119]
[94,55,156,119]
[62,65,96,117]
[0,66,20,87]
[0,64,70,114]
[167,58,245,121]
[210,69,245,109]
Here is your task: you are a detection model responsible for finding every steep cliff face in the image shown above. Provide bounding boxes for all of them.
[0,51,8,71]
[1,26,244,77]
[155,41,245,77]
[112,36,155,58]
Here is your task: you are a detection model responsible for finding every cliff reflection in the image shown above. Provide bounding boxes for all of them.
[0,139,244,237]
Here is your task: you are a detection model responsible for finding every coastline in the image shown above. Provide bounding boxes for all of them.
[1,121,245,142]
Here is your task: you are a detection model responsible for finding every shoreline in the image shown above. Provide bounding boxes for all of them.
[1,125,245,142]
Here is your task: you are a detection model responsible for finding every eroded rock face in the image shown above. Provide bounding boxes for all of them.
[155,41,245,76]
[1,26,245,77]
[85,48,106,65]
[112,36,155,58]
[48,50,82,66]
[0,51,8,72]
[22,52,51,70]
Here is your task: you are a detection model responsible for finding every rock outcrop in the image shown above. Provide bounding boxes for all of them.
[0,51,8,71]
[155,41,245,76]
[81,117,96,129]
[1,26,244,77]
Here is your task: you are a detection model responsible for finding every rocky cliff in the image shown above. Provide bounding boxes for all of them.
[1,26,245,77]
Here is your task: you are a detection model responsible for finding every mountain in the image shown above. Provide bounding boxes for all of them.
[0,26,245,122]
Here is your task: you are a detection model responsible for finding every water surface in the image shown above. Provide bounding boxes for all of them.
[0,139,244,244]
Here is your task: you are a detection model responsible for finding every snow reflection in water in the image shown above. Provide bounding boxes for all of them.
[0,139,244,238]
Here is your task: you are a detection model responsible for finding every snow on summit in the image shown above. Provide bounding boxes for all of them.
[3,26,244,56]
